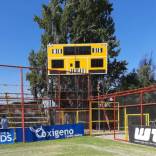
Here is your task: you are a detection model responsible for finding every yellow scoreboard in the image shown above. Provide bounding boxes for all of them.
[47,43,107,75]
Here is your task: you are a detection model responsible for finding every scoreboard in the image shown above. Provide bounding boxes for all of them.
[47,43,107,75]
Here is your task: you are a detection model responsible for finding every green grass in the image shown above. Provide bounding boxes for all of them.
[0,136,156,156]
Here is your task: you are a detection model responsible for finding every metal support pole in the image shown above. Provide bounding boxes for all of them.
[98,88,100,132]
[88,74,93,135]
[20,67,25,143]
[58,74,61,107]
[5,93,9,105]
[117,103,120,131]
[87,74,90,99]
[113,96,116,140]
[61,111,64,124]
[124,106,128,141]
[140,92,143,126]
[75,75,78,108]
[123,96,128,141]
[96,81,101,132]
[76,111,79,123]
[5,92,10,114]
[89,101,92,136]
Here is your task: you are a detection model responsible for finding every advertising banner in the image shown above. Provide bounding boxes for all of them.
[16,123,84,142]
[129,126,156,147]
[0,129,14,144]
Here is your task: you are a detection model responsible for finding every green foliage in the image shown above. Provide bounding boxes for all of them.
[119,70,140,90]
[34,0,66,46]
[119,54,156,91]
[137,54,156,87]
[27,0,127,97]
[62,0,127,94]
[27,0,65,97]
[26,50,47,97]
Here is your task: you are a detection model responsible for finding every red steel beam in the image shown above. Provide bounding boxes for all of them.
[0,64,93,75]
[20,68,25,143]
[91,85,156,100]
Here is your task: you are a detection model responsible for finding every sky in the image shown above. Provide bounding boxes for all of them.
[0,0,49,93]
[0,0,156,92]
[111,0,156,71]
[0,0,48,66]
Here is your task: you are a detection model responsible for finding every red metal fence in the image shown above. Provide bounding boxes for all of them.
[0,64,156,142]
[91,85,156,141]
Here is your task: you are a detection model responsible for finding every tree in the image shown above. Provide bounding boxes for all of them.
[27,0,65,97]
[27,0,127,97]
[34,0,66,46]
[119,69,140,90]
[62,0,127,94]
[118,54,156,91]
[137,54,156,87]
[26,50,47,98]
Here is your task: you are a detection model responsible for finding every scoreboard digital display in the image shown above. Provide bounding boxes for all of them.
[47,43,107,75]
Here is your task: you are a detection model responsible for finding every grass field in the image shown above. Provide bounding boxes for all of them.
[0,136,156,156]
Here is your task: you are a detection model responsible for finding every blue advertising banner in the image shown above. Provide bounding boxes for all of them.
[16,123,84,142]
[0,129,14,144]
